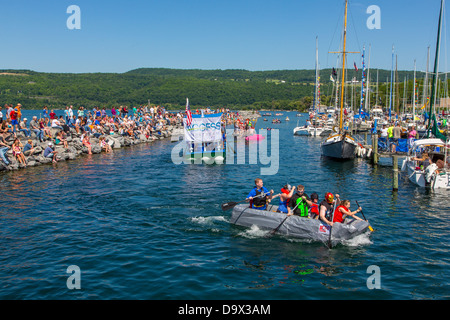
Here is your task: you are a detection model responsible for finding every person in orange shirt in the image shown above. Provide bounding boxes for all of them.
[16,104,22,121]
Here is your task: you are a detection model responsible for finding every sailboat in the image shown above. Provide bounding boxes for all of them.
[321,0,358,159]
[294,36,333,137]
[401,0,449,189]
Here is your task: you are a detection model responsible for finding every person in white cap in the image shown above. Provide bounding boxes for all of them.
[19,118,31,137]
[44,142,58,163]
[30,116,44,142]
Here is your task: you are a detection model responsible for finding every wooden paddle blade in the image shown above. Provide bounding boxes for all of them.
[221,202,239,211]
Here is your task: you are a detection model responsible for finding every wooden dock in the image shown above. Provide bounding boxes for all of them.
[367,134,408,191]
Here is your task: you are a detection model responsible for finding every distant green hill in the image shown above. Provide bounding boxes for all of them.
[0,68,437,111]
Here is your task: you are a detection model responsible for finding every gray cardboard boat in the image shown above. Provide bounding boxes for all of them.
[230,204,371,247]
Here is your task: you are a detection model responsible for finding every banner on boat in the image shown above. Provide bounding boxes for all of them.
[318,223,330,235]
[183,113,223,143]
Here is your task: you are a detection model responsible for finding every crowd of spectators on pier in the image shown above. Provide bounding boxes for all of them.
[0,103,252,167]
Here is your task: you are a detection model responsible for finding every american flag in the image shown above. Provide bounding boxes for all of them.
[354,62,358,72]
[185,98,193,126]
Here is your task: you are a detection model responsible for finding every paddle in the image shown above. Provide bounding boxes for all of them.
[221,193,268,211]
[355,201,374,232]
[267,196,303,236]
[327,199,338,249]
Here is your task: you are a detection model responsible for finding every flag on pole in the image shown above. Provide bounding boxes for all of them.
[354,62,358,72]
[185,98,193,126]
[332,68,337,77]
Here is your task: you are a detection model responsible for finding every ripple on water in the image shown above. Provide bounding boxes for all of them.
[0,111,449,299]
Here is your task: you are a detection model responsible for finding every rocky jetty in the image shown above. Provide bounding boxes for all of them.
[0,125,181,172]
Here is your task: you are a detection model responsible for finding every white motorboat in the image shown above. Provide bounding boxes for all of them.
[401,138,449,189]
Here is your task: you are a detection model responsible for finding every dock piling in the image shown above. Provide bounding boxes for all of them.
[392,155,398,191]
[372,134,378,165]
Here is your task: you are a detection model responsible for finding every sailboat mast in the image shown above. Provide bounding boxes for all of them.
[314,36,319,110]
[389,46,394,120]
[427,0,444,134]
[359,46,366,117]
[423,46,430,108]
[376,69,379,107]
[413,60,416,124]
[365,45,371,112]
[339,0,349,131]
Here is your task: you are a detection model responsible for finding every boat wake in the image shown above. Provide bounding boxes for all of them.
[190,215,228,225]
[341,231,373,247]
[237,225,270,239]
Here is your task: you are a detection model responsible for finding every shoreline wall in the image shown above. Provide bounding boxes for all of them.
[0,124,180,173]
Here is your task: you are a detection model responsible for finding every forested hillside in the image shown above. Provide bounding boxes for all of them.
[0,68,432,111]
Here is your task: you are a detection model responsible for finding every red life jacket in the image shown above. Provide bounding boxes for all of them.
[310,203,319,215]
[333,205,347,223]
[280,188,291,204]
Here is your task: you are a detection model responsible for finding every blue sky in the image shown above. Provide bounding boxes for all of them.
[0,0,447,73]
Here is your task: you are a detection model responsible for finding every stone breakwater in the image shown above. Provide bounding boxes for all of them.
[0,125,180,172]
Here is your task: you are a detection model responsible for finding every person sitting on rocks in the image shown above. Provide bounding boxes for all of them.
[82,133,93,155]
[30,116,44,142]
[44,142,58,163]
[55,130,68,148]
[99,136,112,153]
[51,118,64,130]
[12,138,27,167]
[0,133,11,165]
[19,118,31,137]
[40,118,52,139]
[23,139,36,156]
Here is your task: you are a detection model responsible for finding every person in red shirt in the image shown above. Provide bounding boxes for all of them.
[333,200,364,223]
[309,192,320,219]
[10,108,19,135]
[49,109,56,120]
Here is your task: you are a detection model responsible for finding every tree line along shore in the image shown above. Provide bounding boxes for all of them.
[0,68,444,112]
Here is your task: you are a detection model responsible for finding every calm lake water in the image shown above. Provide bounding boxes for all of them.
[0,111,449,300]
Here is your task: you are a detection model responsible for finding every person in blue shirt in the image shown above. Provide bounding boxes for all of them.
[44,142,58,163]
[271,184,296,214]
[246,178,274,210]
[23,139,36,156]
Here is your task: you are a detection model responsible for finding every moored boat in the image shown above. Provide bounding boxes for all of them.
[230,204,371,247]
[401,138,449,189]
[320,0,358,160]
[293,126,309,136]
[321,132,357,159]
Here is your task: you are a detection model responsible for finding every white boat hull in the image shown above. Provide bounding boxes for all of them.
[402,157,450,189]
[293,127,310,136]
[293,126,332,137]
